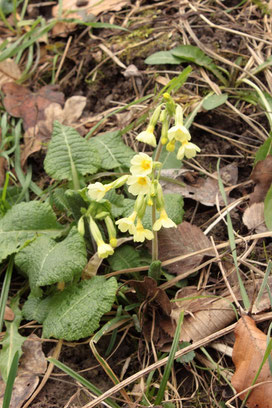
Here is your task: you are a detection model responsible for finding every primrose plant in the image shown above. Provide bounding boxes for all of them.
[85,93,200,261]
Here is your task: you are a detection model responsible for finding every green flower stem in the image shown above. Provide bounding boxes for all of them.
[152,204,158,261]
[154,138,163,162]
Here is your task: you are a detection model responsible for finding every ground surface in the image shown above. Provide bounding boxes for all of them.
[1,0,272,407]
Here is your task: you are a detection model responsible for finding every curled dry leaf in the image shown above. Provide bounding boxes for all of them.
[0,334,47,408]
[231,316,272,408]
[250,156,272,204]
[52,0,129,36]
[4,306,14,321]
[243,202,268,233]
[161,163,238,206]
[2,82,65,130]
[127,277,173,344]
[155,221,215,275]
[0,59,21,89]
[2,83,87,164]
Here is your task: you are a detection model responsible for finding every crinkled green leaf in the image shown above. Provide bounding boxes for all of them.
[176,342,195,364]
[105,190,125,218]
[42,276,117,340]
[89,130,134,170]
[0,201,63,263]
[15,227,86,290]
[44,121,100,180]
[22,295,53,324]
[0,299,26,383]
[145,51,181,65]
[122,194,184,230]
[108,245,141,271]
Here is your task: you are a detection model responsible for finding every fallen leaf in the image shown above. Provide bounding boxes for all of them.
[21,95,86,164]
[4,306,14,321]
[0,334,47,408]
[161,163,238,206]
[250,156,272,204]
[0,59,21,89]
[169,286,235,343]
[2,83,87,164]
[2,82,65,131]
[243,202,268,233]
[231,315,272,408]
[52,0,129,36]
[155,221,215,275]
[127,277,173,344]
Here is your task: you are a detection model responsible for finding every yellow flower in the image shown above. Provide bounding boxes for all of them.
[133,218,154,242]
[153,208,177,231]
[177,141,201,160]
[130,153,153,176]
[136,125,157,147]
[168,124,191,143]
[88,182,111,201]
[97,240,114,258]
[168,104,191,143]
[116,211,137,234]
[127,175,151,196]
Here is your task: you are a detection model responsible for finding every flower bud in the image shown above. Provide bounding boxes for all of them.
[110,175,129,189]
[77,216,85,236]
[150,105,162,127]
[166,140,176,152]
[105,216,117,247]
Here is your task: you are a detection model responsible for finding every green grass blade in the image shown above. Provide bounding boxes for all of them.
[154,311,184,405]
[0,256,14,333]
[47,358,121,408]
[256,261,272,306]
[2,350,20,408]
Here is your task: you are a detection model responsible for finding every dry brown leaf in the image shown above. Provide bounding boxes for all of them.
[250,156,272,204]
[243,202,268,233]
[231,316,272,408]
[127,277,173,344]
[0,59,21,89]
[52,0,129,36]
[2,82,65,131]
[21,95,87,164]
[4,306,14,321]
[161,163,238,206]
[169,286,235,343]
[0,334,47,408]
[155,221,215,275]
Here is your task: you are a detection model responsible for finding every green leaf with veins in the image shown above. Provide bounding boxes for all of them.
[22,295,54,324]
[105,190,125,218]
[0,201,63,263]
[44,121,100,181]
[0,299,26,383]
[42,276,118,340]
[89,130,134,170]
[15,227,87,291]
[108,245,141,271]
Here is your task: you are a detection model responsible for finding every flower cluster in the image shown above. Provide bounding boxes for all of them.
[85,96,201,258]
[136,96,200,161]
[115,152,176,242]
